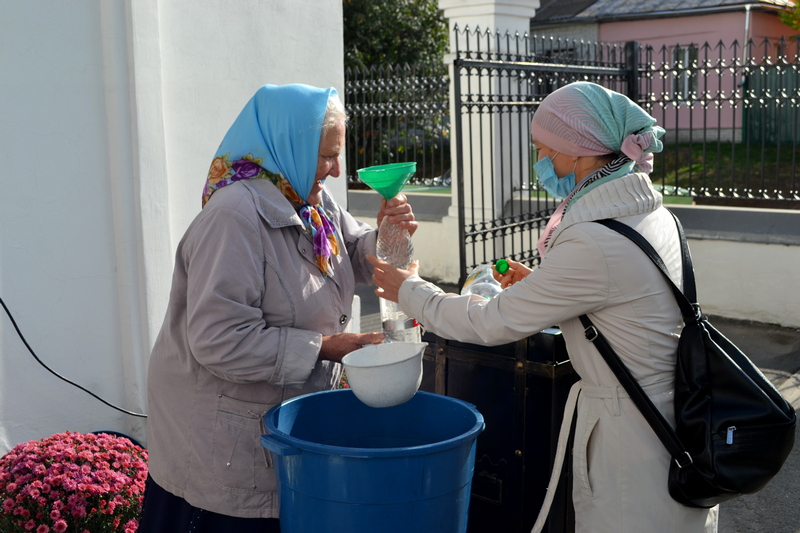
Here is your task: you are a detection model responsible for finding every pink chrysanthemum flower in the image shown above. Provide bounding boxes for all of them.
[0,432,147,533]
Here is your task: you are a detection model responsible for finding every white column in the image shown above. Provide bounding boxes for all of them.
[439,0,540,36]
[438,0,539,273]
[127,0,175,346]
[100,0,160,443]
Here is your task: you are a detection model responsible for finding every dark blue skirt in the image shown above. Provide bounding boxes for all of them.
[138,475,280,533]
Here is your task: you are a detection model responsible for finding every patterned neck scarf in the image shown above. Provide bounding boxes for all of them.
[537,155,632,259]
[299,204,340,275]
[202,153,340,276]
[201,84,341,276]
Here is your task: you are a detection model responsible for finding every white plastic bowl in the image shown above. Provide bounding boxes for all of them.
[342,342,427,408]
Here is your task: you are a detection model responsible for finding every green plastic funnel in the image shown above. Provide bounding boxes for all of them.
[356,162,417,199]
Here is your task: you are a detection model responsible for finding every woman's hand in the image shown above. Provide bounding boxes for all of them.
[319,332,385,363]
[367,255,420,303]
[493,259,532,289]
[377,194,418,236]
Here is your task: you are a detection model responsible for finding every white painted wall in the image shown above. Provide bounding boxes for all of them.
[691,240,800,327]
[354,210,463,285]
[3,0,793,460]
[0,0,346,454]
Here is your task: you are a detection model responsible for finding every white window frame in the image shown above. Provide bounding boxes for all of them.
[672,45,698,103]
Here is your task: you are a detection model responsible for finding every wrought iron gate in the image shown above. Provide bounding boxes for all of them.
[451,27,640,283]
[344,29,800,285]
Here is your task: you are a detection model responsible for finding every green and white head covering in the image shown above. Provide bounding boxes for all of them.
[530,82,664,172]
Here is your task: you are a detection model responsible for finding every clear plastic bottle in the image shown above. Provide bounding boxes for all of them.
[460,259,509,299]
[376,217,421,343]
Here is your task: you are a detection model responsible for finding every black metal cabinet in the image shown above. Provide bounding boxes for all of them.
[420,328,577,533]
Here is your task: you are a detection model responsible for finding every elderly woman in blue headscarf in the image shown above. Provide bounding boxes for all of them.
[140,84,416,532]
[369,82,718,532]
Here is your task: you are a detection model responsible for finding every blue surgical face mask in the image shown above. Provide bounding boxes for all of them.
[534,155,576,199]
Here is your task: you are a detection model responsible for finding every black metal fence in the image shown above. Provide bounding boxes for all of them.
[344,63,451,188]
[450,26,800,280]
[641,37,800,205]
[344,26,800,281]
[452,27,640,277]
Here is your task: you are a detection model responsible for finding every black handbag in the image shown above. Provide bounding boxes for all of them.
[579,215,796,509]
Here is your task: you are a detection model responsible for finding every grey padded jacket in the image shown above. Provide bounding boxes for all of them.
[146,178,376,518]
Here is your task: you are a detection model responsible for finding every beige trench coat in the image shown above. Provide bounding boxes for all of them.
[146,179,377,518]
[400,173,717,532]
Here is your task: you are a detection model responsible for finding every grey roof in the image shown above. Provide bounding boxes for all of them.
[532,0,794,23]
[531,0,600,22]
[581,0,793,18]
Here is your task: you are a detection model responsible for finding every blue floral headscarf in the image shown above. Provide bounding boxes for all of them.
[202,84,341,276]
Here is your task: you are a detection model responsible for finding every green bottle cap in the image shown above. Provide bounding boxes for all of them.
[495,258,509,274]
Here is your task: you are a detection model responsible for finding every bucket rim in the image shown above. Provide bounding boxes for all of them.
[263,390,485,458]
[341,341,427,369]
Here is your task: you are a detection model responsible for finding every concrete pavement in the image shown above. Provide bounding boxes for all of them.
[711,317,800,533]
[355,283,800,533]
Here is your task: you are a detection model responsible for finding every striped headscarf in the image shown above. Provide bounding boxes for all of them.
[530,82,664,172]
[531,82,665,260]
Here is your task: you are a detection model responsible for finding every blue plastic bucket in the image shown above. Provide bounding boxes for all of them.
[261,389,484,533]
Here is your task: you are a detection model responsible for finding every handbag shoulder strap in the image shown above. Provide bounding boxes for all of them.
[578,314,691,467]
[578,213,700,468]
[596,215,701,322]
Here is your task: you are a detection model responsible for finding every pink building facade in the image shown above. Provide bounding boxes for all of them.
[599,11,799,142]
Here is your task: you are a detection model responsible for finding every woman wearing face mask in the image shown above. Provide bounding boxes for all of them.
[368,82,718,532]
[140,84,416,532]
